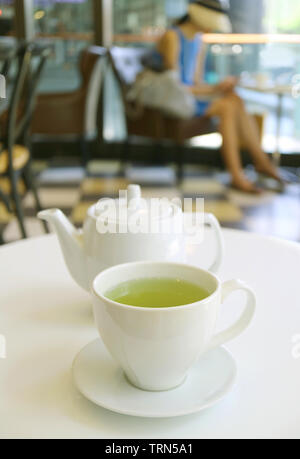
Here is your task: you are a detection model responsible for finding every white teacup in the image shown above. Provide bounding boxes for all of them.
[92,262,256,392]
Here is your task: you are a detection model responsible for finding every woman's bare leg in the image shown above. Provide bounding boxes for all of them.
[228,93,281,181]
[206,97,261,193]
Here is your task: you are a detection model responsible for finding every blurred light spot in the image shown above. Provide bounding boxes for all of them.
[34,10,45,20]
[232,44,243,54]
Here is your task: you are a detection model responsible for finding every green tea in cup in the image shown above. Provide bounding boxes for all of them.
[93,261,256,391]
[104,277,210,308]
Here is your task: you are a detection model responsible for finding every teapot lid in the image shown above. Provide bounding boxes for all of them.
[94,184,181,225]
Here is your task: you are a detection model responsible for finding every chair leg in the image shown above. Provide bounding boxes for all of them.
[23,165,49,234]
[10,173,27,239]
[120,140,130,176]
[0,186,11,212]
[176,145,184,185]
[80,138,90,167]
[0,187,10,244]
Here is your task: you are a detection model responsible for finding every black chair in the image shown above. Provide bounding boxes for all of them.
[108,47,216,181]
[31,46,107,166]
[0,37,17,76]
[0,40,17,244]
[0,42,50,240]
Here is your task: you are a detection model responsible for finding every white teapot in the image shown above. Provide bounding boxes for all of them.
[38,184,224,292]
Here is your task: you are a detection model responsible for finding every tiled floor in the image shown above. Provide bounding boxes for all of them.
[1,160,300,244]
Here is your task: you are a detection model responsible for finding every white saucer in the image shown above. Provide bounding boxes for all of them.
[72,339,237,418]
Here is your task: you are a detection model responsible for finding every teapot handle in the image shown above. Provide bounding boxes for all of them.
[204,213,224,274]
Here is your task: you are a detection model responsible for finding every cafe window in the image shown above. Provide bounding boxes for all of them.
[205,0,300,153]
[0,0,15,36]
[113,0,188,44]
[33,0,93,92]
[264,0,300,33]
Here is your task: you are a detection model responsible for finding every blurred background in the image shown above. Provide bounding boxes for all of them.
[0,0,300,244]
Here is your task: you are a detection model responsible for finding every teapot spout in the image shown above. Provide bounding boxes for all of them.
[38,209,89,291]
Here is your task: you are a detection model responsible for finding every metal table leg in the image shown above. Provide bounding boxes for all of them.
[273,92,283,167]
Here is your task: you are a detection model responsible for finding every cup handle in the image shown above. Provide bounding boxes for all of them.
[204,213,224,274]
[208,279,256,351]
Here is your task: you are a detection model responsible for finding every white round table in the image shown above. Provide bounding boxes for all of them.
[1,230,300,439]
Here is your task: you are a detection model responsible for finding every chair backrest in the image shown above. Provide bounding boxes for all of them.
[81,46,106,137]
[79,46,105,85]
[0,38,17,79]
[109,46,148,88]
[5,42,50,154]
[107,46,168,140]
[108,46,153,122]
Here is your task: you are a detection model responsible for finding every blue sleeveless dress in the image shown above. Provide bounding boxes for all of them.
[144,28,211,117]
[174,27,210,116]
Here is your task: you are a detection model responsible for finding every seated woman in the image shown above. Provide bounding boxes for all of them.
[156,0,281,193]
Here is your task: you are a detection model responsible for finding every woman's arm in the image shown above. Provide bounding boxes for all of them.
[193,42,239,96]
[192,43,229,96]
[191,43,218,95]
[158,32,216,95]
[157,31,237,96]
[194,42,207,84]
[157,29,179,71]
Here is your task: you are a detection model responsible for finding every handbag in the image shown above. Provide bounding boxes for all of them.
[126,70,196,120]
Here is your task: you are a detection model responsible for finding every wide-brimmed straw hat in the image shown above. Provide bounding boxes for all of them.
[188,0,232,33]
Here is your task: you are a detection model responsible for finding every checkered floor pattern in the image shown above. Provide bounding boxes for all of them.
[1,160,300,244]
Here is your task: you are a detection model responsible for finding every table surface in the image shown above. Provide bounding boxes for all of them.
[1,230,300,439]
[239,83,292,95]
